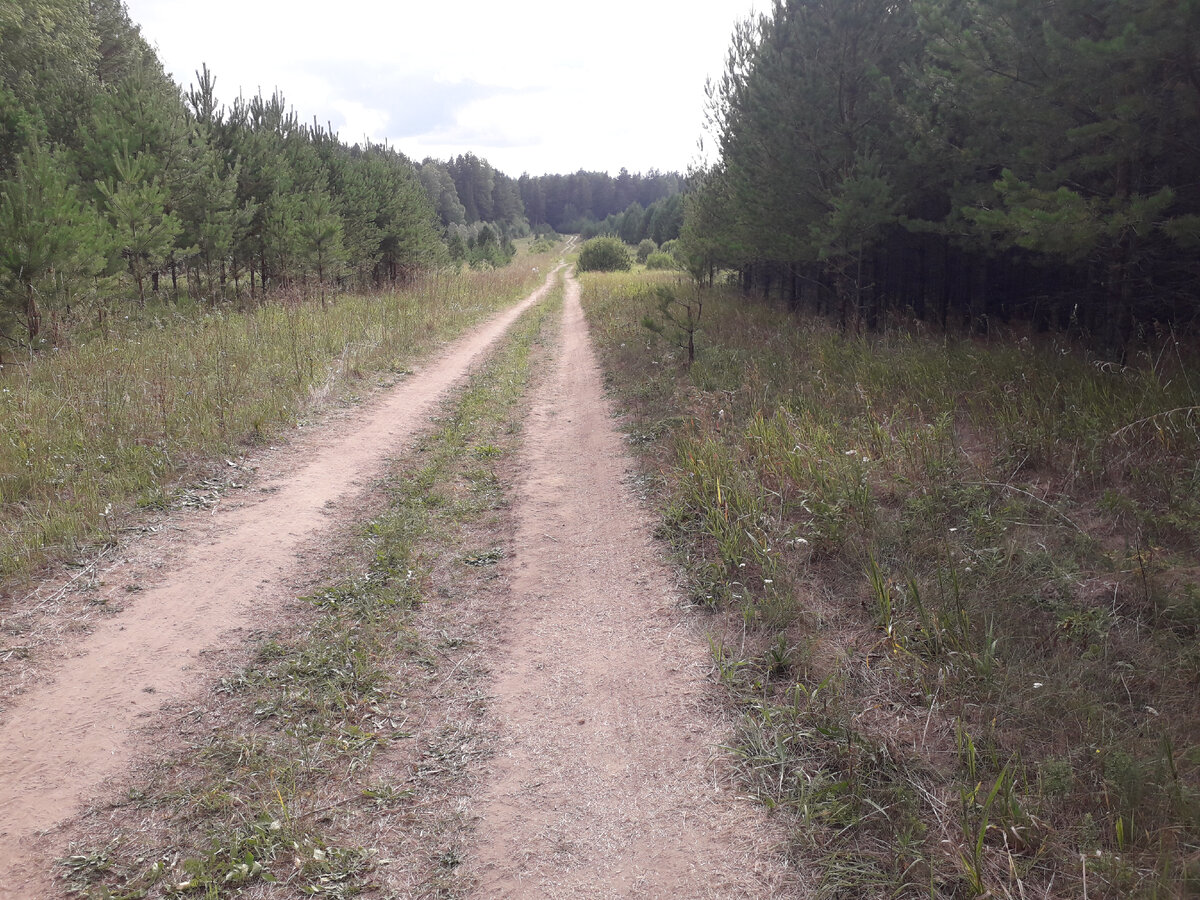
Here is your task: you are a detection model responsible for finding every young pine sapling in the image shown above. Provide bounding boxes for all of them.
[642,285,702,367]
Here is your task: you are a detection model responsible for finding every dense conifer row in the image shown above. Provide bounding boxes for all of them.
[517,168,684,240]
[0,2,458,342]
[683,0,1200,347]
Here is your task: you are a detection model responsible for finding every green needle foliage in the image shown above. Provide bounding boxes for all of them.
[684,0,1200,347]
[0,1,586,348]
[0,141,102,341]
[97,150,182,305]
[641,285,702,366]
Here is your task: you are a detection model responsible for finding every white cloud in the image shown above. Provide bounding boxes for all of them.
[126,0,758,174]
[331,99,391,145]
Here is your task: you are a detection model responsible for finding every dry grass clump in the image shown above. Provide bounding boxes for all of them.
[581,271,1200,898]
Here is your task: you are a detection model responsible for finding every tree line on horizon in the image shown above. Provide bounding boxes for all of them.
[0,0,685,347]
[518,168,684,244]
[682,0,1200,349]
[420,158,685,255]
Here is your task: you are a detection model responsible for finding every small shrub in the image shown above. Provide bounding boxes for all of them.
[645,251,677,270]
[636,239,658,264]
[576,237,632,272]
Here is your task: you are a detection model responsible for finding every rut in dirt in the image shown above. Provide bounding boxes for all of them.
[465,271,795,898]
[0,269,562,899]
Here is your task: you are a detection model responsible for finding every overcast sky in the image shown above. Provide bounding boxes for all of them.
[121,0,759,177]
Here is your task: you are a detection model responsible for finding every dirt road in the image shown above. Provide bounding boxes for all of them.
[466,272,792,897]
[0,263,796,898]
[0,270,561,898]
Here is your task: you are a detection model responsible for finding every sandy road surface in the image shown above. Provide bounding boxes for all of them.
[0,269,561,898]
[466,272,796,897]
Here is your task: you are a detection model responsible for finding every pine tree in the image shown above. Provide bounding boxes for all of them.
[0,142,102,341]
[921,0,1200,343]
[0,0,99,154]
[98,149,182,304]
[419,159,466,227]
[295,191,344,302]
[700,0,919,315]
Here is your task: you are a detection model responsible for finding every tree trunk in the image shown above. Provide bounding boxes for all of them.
[25,284,40,341]
[914,240,927,321]
[1106,159,1133,354]
[939,237,951,331]
[854,243,865,333]
[971,258,988,335]
[838,268,850,333]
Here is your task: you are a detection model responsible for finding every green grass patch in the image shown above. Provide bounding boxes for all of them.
[581,271,1200,899]
[0,248,563,585]
[57,275,563,899]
